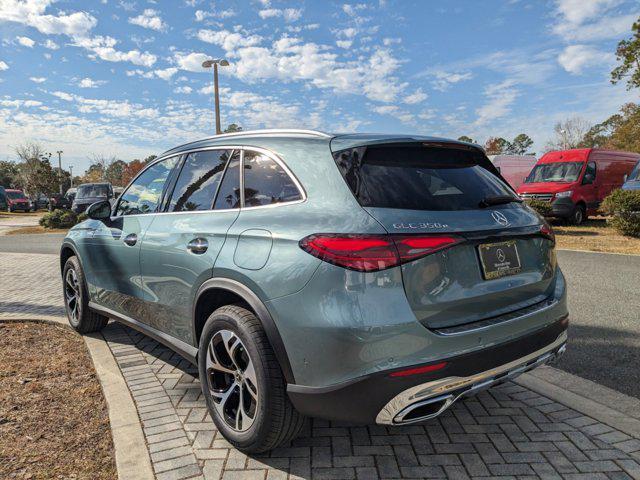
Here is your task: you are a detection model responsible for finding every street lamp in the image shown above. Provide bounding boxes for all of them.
[202,58,229,135]
[56,150,63,194]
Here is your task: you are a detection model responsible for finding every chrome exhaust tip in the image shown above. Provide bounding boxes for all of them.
[393,394,454,425]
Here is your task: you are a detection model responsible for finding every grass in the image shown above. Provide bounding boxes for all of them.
[0,210,42,217]
[0,322,116,479]
[5,225,68,235]
[552,216,640,255]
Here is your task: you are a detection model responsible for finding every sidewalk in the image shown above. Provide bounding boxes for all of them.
[3,252,640,479]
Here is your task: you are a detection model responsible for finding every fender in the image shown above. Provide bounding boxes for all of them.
[194,277,296,384]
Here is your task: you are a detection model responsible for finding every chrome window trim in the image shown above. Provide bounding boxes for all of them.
[111,145,307,218]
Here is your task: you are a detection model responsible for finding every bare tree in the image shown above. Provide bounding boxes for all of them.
[14,141,57,194]
[545,117,591,152]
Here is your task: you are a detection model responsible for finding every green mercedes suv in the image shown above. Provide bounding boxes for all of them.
[60,130,568,452]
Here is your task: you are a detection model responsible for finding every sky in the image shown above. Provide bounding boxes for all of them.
[0,0,639,174]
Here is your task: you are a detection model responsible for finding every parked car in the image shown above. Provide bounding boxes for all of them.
[71,183,113,214]
[492,155,538,190]
[5,189,32,212]
[60,130,568,452]
[31,193,50,211]
[65,187,77,204]
[0,186,7,210]
[49,192,72,210]
[517,148,640,224]
[622,159,640,191]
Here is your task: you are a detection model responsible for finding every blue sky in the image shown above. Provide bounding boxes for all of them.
[1,0,639,173]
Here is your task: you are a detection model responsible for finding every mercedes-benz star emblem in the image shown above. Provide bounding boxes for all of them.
[496,248,506,263]
[491,211,509,226]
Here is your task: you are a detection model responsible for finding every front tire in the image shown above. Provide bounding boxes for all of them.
[569,204,586,225]
[62,256,108,333]
[198,305,306,453]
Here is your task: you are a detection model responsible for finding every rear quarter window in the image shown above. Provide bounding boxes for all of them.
[333,144,512,211]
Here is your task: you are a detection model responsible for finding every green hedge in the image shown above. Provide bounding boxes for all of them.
[600,189,640,238]
[39,209,80,229]
[524,199,553,217]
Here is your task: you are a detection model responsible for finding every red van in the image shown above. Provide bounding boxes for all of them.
[517,149,640,224]
[492,155,538,190]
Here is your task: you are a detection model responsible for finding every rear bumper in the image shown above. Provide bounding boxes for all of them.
[287,315,568,424]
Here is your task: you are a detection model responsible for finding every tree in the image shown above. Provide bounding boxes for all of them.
[544,117,591,152]
[143,154,157,164]
[223,123,243,133]
[0,161,19,188]
[484,137,511,155]
[105,159,127,186]
[14,141,59,194]
[121,159,146,185]
[457,135,475,143]
[611,17,640,90]
[82,163,105,183]
[509,134,534,155]
[581,103,640,153]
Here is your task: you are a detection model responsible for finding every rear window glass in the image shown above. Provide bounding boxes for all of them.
[333,145,512,211]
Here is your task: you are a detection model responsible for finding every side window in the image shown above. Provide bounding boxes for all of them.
[242,151,302,207]
[168,150,232,212]
[213,150,241,209]
[116,157,178,216]
[583,161,596,184]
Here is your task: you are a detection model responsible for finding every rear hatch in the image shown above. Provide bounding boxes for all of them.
[331,139,557,331]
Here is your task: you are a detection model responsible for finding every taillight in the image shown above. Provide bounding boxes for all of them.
[299,234,462,272]
[540,223,555,243]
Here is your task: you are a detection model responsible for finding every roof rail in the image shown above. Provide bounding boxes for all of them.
[197,129,332,141]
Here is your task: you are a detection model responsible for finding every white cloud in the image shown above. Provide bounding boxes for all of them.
[78,77,106,88]
[403,88,428,105]
[29,76,46,83]
[558,45,614,74]
[43,39,59,50]
[129,9,167,31]
[372,105,414,124]
[258,8,302,21]
[173,52,210,72]
[475,80,518,125]
[73,35,157,67]
[0,0,97,36]
[195,8,236,21]
[174,86,193,94]
[154,67,178,80]
[554,0,621,25]
[51,90,159,118]
[17,36,35,47]
[197,29,262,51]
[552,0,637,42]
[0,98,42,108]
[431,71,473,91]
[0,61,8,71]
[336,40,352,49]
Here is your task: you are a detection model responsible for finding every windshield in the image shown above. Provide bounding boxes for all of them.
[6,191,26,200]
[525,162,583,183]
[333,145,513,211]
[76,184,110,199]
[629,161,640,182]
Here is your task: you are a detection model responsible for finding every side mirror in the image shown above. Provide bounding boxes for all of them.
[87,200,112,220]
[623,174,628,182]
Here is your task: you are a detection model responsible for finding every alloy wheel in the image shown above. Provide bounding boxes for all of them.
[64,268,81,324]
[205,330,259,432]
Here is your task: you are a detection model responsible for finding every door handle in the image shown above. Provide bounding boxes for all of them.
[187,238,208,254]
[123,233,138,246]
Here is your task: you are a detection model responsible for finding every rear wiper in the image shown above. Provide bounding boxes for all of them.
[478,195,523,208]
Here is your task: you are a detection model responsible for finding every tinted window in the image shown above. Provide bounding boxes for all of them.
[243,152,302,207]
[630,161,640,181]
[77,184,111,199]
[333,145,512,211]
[169,150,231,212]
[584,161,596,181]
[213,151,241,209]
[525,162,583,183]
[116,157,178,216]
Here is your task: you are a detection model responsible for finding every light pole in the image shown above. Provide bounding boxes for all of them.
[56,150,63,194]
[202,58,229,134]
[69,165,73,188]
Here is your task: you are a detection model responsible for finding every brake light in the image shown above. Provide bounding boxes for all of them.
[540,223,555,243]
[389,361,447,377]
[299,234,462,272]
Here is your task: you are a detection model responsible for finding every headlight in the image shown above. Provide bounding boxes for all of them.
[555,190,572,198]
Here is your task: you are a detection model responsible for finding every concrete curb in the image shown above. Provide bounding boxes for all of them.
[516,365,640,438]
[1,319,154,480]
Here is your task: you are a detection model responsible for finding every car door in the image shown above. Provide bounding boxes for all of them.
[138,149,240,345]
[581,160,598,212]
[83,156,181,320]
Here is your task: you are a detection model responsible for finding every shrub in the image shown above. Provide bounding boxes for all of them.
[525,199,553,217]
[78,212,88,223]
[39,209,79,229]
[600,189,640,237]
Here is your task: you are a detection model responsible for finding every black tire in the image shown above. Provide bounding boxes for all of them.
[198,305,306,453]
[62,256,108,333]
[569,204,586,225]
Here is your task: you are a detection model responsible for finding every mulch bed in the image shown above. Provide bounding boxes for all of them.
[0,322,116,479]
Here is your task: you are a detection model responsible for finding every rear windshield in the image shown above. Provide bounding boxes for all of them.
[76,184,110,199]
[525,162,583,183]
[333,145,512,211]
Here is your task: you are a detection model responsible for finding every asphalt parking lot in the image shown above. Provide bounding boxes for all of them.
[0,234,638,399]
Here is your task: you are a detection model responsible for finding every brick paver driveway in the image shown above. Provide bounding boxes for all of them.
[3,253,640,479]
